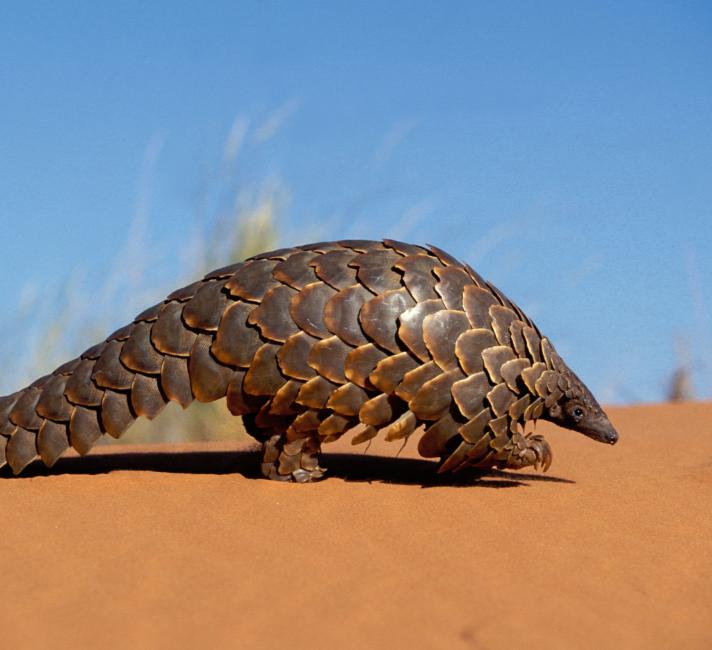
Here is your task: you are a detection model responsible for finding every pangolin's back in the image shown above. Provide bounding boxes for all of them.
[0,239,617,480]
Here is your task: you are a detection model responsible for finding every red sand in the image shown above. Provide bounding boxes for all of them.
[1,402,711,649]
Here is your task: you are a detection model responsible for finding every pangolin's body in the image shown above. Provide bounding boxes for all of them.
[0,239,617,481]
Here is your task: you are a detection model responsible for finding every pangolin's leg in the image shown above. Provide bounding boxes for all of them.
[260,431,326,483]
[243,408,327,483]
[491,431,552,471]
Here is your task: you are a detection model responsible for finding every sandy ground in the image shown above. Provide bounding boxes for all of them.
[1,401,711,649]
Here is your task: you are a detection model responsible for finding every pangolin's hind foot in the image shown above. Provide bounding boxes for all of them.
[495,432,552,472]
[260,433,327,483]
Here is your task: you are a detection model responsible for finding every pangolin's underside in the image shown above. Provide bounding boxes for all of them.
[0,239,617,481]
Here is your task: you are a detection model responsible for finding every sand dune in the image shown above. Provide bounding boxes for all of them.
[1,402,711,649]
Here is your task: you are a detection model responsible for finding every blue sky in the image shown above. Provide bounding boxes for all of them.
[1,1,711,402]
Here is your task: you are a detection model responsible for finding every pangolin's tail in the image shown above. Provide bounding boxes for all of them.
[0,268,257,475]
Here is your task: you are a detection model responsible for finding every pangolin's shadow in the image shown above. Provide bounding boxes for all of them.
[2,449,574,487]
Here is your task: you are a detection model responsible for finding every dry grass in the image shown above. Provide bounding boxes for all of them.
[0,123,285,445]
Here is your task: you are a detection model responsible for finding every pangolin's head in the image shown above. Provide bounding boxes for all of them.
[542,362,618,445]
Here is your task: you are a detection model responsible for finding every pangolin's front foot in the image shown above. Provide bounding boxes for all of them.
[494,432,552,472]
[260,434,327,483]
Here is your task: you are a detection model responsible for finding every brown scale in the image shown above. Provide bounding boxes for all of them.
[418,413,460,458]
[451,372,490,419]
[92,340,136,390]
[248,285,299,343]
[410,368,465,421]
[395,361,442,403]
[395,254,441,302]
[343,344,387,388]
[64,359,104,407]
[308,336,351,384]
[463,285,499,329]
[310,249,359,289]
[271,251,319,289]
[101,390,135,438]
[9,387,43,430]
[131,374,167,420]
[211,301,262,368]
[380,411,417,442]
[160,356,193,409]
[398,298,446,362]
[422,310,471,371]
[382,239,426,257]
[36,374,72,422]
[269,380,303,416]
[69,406,103,455]
[276,331,318,380]
[225,259,279,302]
[296,375,337,410]
[369,352,419,394]
[289,282,336,339]
[37,419,70,467]
[0,239,616,480]
[326,383,369,417]
[433,266,472,310]
[323,285,372,346]
[359,288,415,354]
[182,280,228,332]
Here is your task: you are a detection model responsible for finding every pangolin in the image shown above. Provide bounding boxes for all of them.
[0,239,618,481]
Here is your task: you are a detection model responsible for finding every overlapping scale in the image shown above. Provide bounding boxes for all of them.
[150,302,198,357]
[182,280,228,331]
[422,310,471,371]
[481,346,517,384]
[69,406,103,455]
[417,413,459,458]
[225,259,279,301]
[454,329,498,375]
[9,387,43,430]
[395,254,440,301]
[242,342,284,397]
[36,374,72,422]
[359,288,415,354]
[463,285,498,329]
[276,331,317,380]
[160,356,193,408]
[359,394,398,427]
[120,322,163,374]
[272,251,319,289]
[499,358,531,393]
[489,305,519,347]
[351,249,403,294]
[6,427,37,474]
[296,376,339,409]
[64,359,104,407]
[247,285,299,342]
[323,285,371,346]
[310,249,359,289]
[100,390,135,438]
[37,419,69,467]
[410,368,464,420]
[130,374,167,420]
[289,282,336,339]
[344,344,387,388]
[189,334,235,402]
[451,372,490,419]
[430,266,469,310]
[369,352,418,395]
[398,298,446,362]
[308,336,351,384]
[326,383,368,416]
[381,411,417,442]
[395,361,441,403]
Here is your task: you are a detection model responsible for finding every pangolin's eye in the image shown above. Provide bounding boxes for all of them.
[573,407,584,419]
